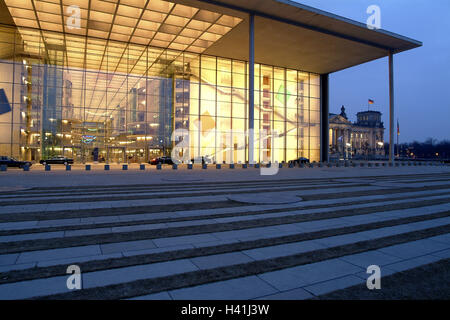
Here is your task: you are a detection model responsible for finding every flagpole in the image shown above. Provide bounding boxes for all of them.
[397,119,399,158]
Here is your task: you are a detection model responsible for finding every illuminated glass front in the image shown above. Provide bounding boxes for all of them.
[0,0,321,164]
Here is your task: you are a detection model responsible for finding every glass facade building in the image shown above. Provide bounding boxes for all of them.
[0,9,321,164]
[0,0,422,166]
[8,0,425,167]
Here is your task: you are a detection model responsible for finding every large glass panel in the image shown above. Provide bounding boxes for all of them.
[0,20,321,165]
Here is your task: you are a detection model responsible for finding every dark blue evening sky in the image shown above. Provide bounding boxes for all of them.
[293,0,450,142]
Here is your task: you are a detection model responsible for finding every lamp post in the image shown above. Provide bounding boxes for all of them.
[377,142,384,160]
[346,143,351,160]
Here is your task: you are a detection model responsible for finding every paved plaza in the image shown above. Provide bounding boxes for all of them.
[0,164,449,299]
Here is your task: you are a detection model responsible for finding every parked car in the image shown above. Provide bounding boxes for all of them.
[288,157,310,165]
[40,156,74,165]
[0,156,32,168]
[149,156,174,165]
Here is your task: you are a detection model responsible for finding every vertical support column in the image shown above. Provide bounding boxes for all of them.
[198,55,202,158]
[248,14,255,164]
[389,51,395,164]
[284,68,287,163]
[10,30,16,158]
[320,74,329,162]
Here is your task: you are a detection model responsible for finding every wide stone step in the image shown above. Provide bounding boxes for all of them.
[1,191,448,241]
[27,225,450,300]
[1,207,449,289]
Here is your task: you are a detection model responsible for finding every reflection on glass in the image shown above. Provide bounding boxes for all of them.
[0,24,321,164]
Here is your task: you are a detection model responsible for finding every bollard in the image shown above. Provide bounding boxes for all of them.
[242,164,248,169]
[216,164,221,170]
[122,164,128,171]
[229,163,235,169]
[0,165,6,172]
[65,165,71,171]
[187,163,193,170]
[157,164,162,170]
[104,164,110,171]
[173,164,178,170]
[85,164,91,171]
[202,164,207,170]
[140,164,145,170]
[45,164,51,171]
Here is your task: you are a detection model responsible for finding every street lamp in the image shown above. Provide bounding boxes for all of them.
[345,143,352,160]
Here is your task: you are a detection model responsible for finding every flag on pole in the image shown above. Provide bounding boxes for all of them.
[368,99,374,105]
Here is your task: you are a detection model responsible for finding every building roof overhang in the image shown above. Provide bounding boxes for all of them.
[183,0,422,73]
[0,0,422,75]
